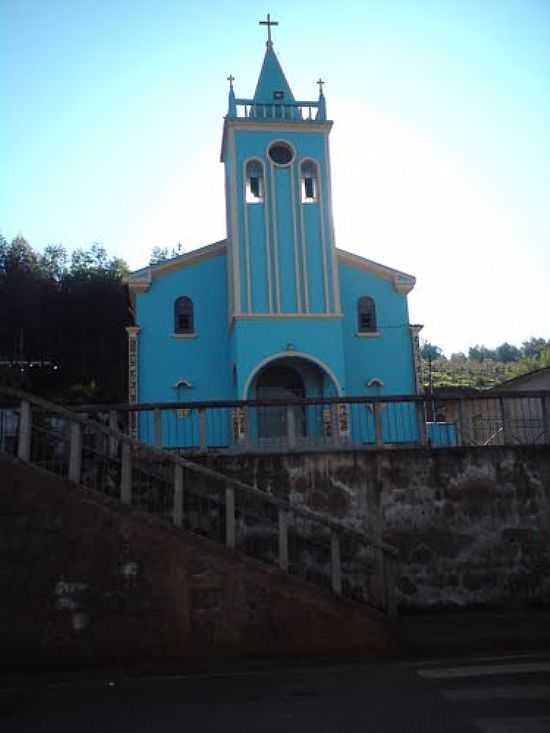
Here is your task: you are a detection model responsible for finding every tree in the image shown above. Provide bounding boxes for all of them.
[40,244,68,281]
[494,342,520,363]
[521,337,549,360]
[149,242,186,265]
[420,341,444,361]
[468,345,496,362]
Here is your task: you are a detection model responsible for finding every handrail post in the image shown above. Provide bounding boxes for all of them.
[154,408,162,449]
[416,398,428,446]
[457,399,468,446]
[17,399,32,461]
[108,410,119,458]
[383,551,397,617]
[120,443,132,505]
[68,421,82,483]
[173,464,184,527]
[198,408,207,453]
[287,406,297,450]
[225,485,236,549]
[278,509,289,572]
[330,531,342,595]
[373,402,384,447]
[500,396,512,445]
[542,394,550,445]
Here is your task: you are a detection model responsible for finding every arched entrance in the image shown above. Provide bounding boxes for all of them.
[256,363,306,439]
[245,354,342,446]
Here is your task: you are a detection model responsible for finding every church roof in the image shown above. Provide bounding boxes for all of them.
[336,248,416,294]
[252,43,295,104]
[127,240,227,292]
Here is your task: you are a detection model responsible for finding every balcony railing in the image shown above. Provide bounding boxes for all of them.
[233,98,324,122]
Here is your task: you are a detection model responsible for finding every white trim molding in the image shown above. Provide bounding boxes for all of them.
[234,313,343,320]
[126,326,141,439]
[242,351,343,399]
[409,324,424,394]
[337,248,416,294]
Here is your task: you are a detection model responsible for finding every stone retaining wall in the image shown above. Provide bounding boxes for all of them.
[201,446,550,609]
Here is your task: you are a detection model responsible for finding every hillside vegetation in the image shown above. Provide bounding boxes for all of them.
[421,340,550,391]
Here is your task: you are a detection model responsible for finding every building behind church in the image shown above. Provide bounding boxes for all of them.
[127,20,422,449]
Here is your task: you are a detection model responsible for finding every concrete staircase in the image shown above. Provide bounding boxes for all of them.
[0,388,397,663]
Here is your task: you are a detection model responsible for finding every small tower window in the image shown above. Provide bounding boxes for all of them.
[301,161,318,202]
[174,296,194,334]
[358,296,377,333]
[268,142,294,166]
[246,160,264,203]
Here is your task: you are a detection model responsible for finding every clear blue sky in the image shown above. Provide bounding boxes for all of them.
[1,0,549,355]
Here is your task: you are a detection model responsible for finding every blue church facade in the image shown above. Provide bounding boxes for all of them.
[127,22,423,449]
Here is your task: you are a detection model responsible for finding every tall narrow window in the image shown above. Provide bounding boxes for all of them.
[246,160,264,203]
[301,160,318,203]
[358,296,377,333]
[174,296,194,334]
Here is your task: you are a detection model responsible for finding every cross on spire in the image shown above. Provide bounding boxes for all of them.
[259,13,278,46]
[317,78,325,95]
[227,74,235,90]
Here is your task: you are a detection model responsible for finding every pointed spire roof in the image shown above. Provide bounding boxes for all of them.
[253,43,295,104]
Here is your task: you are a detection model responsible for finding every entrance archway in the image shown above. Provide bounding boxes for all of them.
[256,363,306,439]
[245,354,342,445]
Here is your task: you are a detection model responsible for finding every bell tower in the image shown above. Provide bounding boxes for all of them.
[221,16,341,320]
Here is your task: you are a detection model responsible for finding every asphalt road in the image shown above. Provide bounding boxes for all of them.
[2,653,550,732]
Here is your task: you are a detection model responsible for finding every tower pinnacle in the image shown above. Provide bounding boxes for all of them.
[259,13,278,47]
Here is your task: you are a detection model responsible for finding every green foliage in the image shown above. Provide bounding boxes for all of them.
[0,234,131,402]
[149,242,185,265]
[423,339,550,390]
[420,341,444,361]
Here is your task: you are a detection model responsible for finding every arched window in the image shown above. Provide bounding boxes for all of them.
[301,160,318,202]
[246,160,264,203]
[358,296,377,333]
[174,296,194,334]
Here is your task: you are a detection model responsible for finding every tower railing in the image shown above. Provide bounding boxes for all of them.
[0,386,398,616]
[233,98,324,122]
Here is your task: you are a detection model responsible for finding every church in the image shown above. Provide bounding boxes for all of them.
[127,17,422,449]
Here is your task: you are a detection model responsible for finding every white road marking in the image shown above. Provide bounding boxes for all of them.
[442,685,550,702]
[419,662,550,679]
[474,717,550,733]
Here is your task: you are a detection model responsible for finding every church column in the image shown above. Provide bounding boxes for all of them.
[126,326,141,439]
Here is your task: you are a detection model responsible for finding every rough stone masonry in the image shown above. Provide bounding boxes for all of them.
[202,445,550,610]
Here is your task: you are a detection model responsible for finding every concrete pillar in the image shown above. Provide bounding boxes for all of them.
[68,422,82,483]
[198,409,207,453]
[108,410,119,458]
[278,509,289,572]
[416,400,428,446]
[542,394,550,445]
[287,406,296,450]
[225,485,236,550]
[17,400,32,462]
[330,531,342,595]
[382,551,397,617]
[373,403,384,447]
[120,443,132,505]
[173,465,184,527]
[500,397,513,445]
[154,408,162,449]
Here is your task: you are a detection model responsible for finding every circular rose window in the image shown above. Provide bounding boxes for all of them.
[268,142,294,165]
